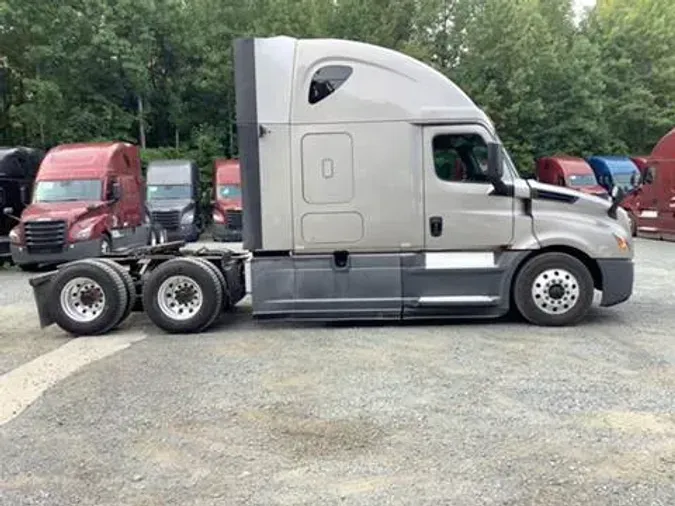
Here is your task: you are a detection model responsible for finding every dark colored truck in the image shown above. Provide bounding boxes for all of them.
[0,147,43,267]
[211,158,243,242]
[27,36,634,337]
[10,142,161,271]
[146,159,203,242]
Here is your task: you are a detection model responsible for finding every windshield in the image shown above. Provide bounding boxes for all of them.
[568,174,598,187]
[33,180,102,203]
[492,133,520,178]
[147,184,191,200]
[218,184,241,200]
[613,172,637,189]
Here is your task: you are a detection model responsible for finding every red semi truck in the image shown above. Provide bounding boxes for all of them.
[628,129,675,240]
[535,156,609,199]
[9,142,163,271]
[211,158,243,242]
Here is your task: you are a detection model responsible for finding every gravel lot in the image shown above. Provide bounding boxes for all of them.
[1,238,675,505]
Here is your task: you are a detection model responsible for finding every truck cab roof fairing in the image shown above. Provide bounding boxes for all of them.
[292,38,485,125]
[236,35,490,126]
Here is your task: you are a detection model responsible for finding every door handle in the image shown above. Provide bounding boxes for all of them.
[429,216,443,237]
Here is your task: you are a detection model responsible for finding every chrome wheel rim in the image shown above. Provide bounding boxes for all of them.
[531,268,580,315]
[157,275,203,320]
[59,277,106,323]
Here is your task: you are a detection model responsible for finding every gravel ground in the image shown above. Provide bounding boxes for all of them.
[0,238,675,505]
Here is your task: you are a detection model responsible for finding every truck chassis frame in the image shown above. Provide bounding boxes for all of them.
[29,241,248,336]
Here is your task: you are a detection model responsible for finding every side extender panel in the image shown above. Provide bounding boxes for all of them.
[250,251,531,321]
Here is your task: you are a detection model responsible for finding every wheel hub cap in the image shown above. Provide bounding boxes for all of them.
[157,275,204,320]
[548,284,565,300]
[531,268,580,316]
[60,277,106,323]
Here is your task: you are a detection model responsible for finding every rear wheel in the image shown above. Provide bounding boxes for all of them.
[143,257,223,334]
[89,258,137,327]
[189,257,232,311]
[513,252,594,326]
[49,260,128,336]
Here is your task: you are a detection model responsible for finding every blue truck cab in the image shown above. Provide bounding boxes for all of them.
[586,156,640,194]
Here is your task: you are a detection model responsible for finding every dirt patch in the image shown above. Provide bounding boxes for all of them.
[239,404,386,460]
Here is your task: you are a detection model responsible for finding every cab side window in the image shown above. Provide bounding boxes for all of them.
[432,133,490,183]
[308,65,353,105]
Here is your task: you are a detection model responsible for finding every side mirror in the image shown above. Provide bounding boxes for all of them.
[607,186,625,219]
[611,185,624,201]
[109,181,122,202]
[487,142,504,181]
[643,167,655,185]
[3,207,19,222]
[630,172,638,187]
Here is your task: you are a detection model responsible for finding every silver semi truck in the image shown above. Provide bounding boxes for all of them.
[145,159,203,242]
[27,36,633,336]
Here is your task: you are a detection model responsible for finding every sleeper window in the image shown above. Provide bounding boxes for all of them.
[308,65,353,104]
[432,133,490,183]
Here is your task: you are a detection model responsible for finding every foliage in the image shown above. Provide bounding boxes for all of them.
[1,0,674,179]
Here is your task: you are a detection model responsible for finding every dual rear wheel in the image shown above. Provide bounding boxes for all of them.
[49,257,230,336]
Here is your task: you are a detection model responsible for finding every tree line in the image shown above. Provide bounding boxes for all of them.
[1,0,674,177]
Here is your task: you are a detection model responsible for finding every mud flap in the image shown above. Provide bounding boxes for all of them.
[28,272,57,328]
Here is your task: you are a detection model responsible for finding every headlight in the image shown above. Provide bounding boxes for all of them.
[613,233,629,252]
[8,227,21,245]
[212,211,224,223]
[181,211,194,225]
[72,226,94,241]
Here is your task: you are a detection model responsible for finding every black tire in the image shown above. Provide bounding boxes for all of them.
[189,257,232,311]
[49,260,128,336]
[142,257,223,334]
[513,252,594,327]
[89,258,136,327]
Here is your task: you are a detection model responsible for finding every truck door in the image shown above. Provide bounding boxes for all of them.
[638,161,663,235]
[423,125,514,251]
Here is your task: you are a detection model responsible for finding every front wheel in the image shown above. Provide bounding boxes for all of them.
[513,252,594,327]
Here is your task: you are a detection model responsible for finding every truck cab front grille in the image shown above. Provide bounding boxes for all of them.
[226,210,242,230]
[25,220,67,254]
[151,211,180,230]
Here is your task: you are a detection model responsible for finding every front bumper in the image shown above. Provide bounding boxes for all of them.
[212,223,242,242]
[164,224,200,242]
[10,238,103,266]
[598,258,634,307]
